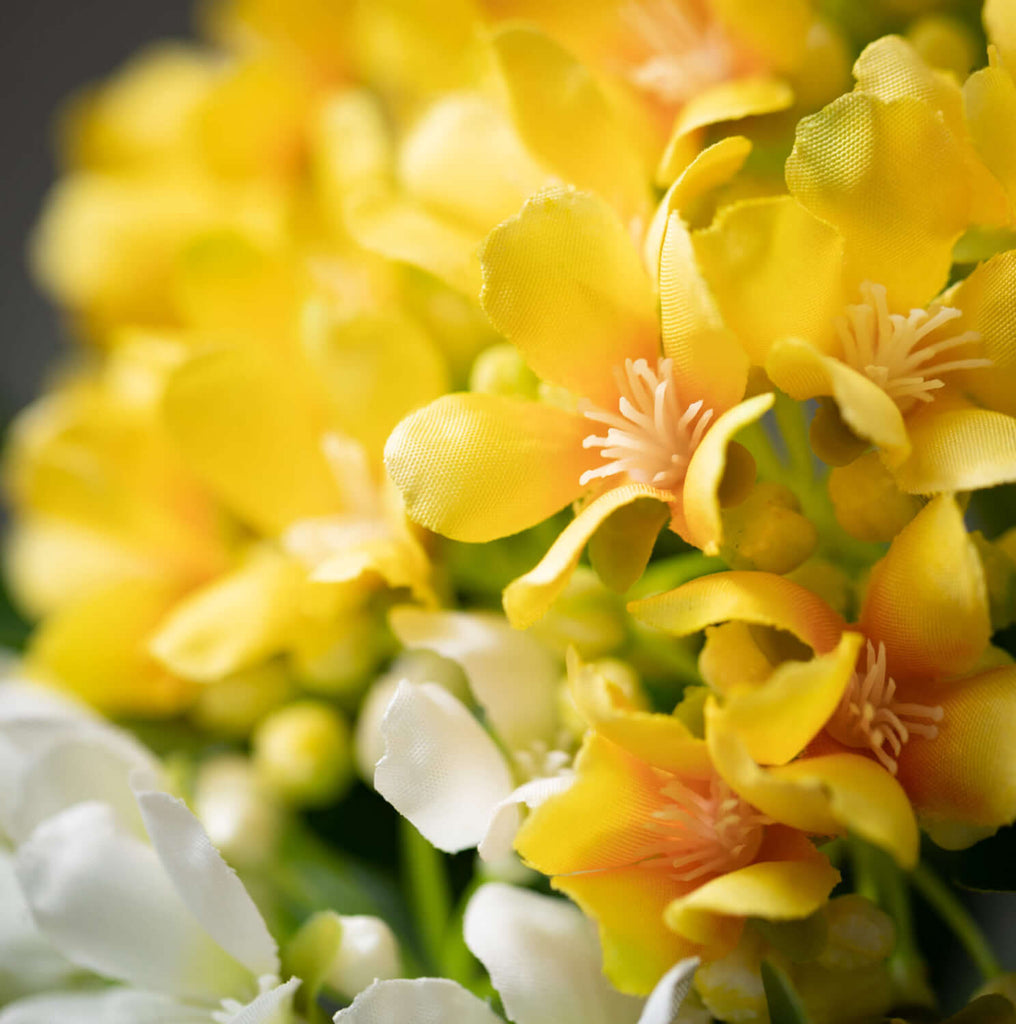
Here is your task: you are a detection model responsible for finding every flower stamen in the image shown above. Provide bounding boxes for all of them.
[836,282,989,413]
[825,639,943,775]
[580,357,713,492]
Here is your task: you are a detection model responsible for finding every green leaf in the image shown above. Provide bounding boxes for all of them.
[761,959,812,1024]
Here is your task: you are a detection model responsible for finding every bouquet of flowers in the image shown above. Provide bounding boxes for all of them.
[2,1,1016,1021]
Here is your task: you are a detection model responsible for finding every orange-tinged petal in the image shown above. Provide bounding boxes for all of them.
[787,94,969,309]
[766,338,910,462]
[691,197,846,364]
[630,571,846,655]
[658,78,794,185]
[682,393,773,555]
[480,187,658,409]
[720,632,864,766]
[859,495,990,682]
[503,483,672,629]
[664,857,839,958]
[707,707,919,867]
[553,863,695,996]
[385,392,594,543]
[568,650,711,776]
[163,347,342,535]
[896,666,1016,829]
[26,577,194,717]
[490,26,651,222]
[891,403,1016,494]
[659,213,749,416]
[516,732,677,875]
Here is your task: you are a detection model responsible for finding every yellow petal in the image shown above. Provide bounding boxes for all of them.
[504,483,672,629]
[711,0,812,72]
[491,25,651,221]
[149,547,305,683]
[985,0,1016,68]
[699,621,778,694]
[385,392,593,543]
[553,863,696,996]
[658,78,794,185]
[629,571,846,655]
[480,187,658,409]
[720,632,864,766]
[707,706,919,868]
[26,577,193,716]
[891,403,1016,495]
[786,94,969,309]
[896,666,1016,829]
[301,308,449,464]
[859,495,990,682]
[664,857,839,958]
[658,213,749,416]
[765,338,910,462]
[965,52,1016,220]
[682,393,773,555]
[588,497,670,592]
[163,348,342,534]
[568,650,712,776]
[691,197,846,364]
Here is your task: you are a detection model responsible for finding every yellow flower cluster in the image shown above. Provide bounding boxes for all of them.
[7,0,1016,1019]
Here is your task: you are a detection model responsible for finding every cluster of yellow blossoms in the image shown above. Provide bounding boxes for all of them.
[7,0,1016,1021]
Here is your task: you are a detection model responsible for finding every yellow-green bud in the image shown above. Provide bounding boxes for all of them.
[695,931,773,1023]
[793,962,894,1024]
[817,894,895,971]
[828,453,923,543]
[190,662,295,739]
[469,343,539,399]
[907,14,977,78]
[532,567,627,659]
[289,609,391,703]
[253,701,354,808]
[720,482,817,575]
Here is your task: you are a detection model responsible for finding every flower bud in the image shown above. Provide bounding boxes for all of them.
[469,342,539,399]
[252,700,354,807]
[828,453,922,543]
[325,915,402,1000]
[720,482,817,575]
[817,895,895,971]
[907,14,977,77]
[531,567,627,660]
[190,662,294,738]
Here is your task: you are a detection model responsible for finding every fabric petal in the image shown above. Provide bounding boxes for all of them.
[478,775,575,865]
[765,338,910,462]
[636,958,700,1024]
[15,802,253,1001]
[682,392,774,555]
[859,495,990,682]
[334,978,504,1024]
[389,607,559,750]
[0,990,209,1024]
[503,483,672,630]
[163,347,342,534]
[385,392,593,543]
[491,26,650,221]
[222,978,301,1024]
[480,187,658,409]
[896,666,1016,830]
[629,571,846,655]
[965,53,1016,215]
[464,883,642,1024]
[374,682,515,853]
[786,94,969,309]
[133,775,279,978]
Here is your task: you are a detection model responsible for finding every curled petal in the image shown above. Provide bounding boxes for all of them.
[334,978,503,1024]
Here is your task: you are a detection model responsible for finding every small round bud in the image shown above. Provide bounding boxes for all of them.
[908,14,977,78]
[828,453,922,543]
[469,343,539,399]
[252,701,354,807]
[190,662,294,739]
[290,609,392,702]
[817,894,895,971]
[720,483,817,575]
[532,567,627,659]
[326,915,402,1000]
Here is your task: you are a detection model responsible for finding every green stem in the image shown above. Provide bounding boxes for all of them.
[772,393,816,484]
[910,862,1002,982]
[400,818,454,977]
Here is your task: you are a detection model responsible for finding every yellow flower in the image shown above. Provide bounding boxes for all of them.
[387,173,774,628]
[631,495,1016,844]
[515,655,840,995]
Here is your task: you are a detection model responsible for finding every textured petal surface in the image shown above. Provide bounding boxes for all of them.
[385,392,593,543]
[0,990,208,1024]
[480,187,658,408]
[965,54,1016,214]
[334,978,504,1024]
[375,682,514,853]
[464,884,641,1024]
[221,977,301,1024]
[859,496,990,682]
[637,958,700,1024]
[629,571,846,654]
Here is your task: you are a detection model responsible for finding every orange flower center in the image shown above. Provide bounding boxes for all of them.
[825,639,943,775]
[647,775,768,882]
[580,357,713,492]
[836,282,988,413]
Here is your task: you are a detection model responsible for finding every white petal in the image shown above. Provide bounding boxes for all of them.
[217,977,301,1024]
[389,608,560,749]
[375,682,514,852]
[0,990,209,1024]
[637,959,701,1024]
[133,774,279,978]
[463,884,642,1024]
[333,978,503,1024]
[16,802,253,1001]
[477,774,575,864]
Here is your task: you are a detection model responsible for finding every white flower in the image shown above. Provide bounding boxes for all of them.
[375,609,576,861]
[334,883,698,1024]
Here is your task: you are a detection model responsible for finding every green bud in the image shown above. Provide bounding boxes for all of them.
[817,894,895,971]
[531,567,627,659]
[190,662,295,739]
[720,482,817,575]
[469,342,539,399]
